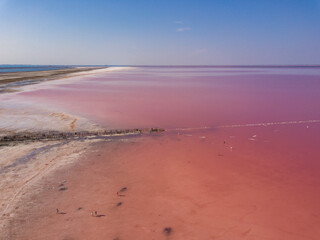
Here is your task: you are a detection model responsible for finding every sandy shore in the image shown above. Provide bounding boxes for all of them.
[0,99,107,240]
[0,139,103,238]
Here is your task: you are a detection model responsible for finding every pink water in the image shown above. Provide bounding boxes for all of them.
[16,67,320,129]
[12,67,320,239]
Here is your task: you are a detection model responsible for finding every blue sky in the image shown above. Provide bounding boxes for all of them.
[0,0,320,65]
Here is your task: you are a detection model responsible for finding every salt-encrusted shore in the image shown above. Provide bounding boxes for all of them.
[0,67,138,239]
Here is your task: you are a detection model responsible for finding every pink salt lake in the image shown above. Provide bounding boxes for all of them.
[8,67,320,239]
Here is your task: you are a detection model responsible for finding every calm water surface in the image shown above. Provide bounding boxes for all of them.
[16,66,320,129]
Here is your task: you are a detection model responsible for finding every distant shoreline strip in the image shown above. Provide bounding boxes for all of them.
[170,120,320,131]
[218,119,320,128]
[127,65,320,68]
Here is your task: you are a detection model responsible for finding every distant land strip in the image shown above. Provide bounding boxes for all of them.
[218,120,320,128]
[169,120,320,132]
[0,128,165,144]
[127,65,320,68]
[0,66,106,92]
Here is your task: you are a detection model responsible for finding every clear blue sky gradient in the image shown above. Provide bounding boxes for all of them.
[1,0,320,65]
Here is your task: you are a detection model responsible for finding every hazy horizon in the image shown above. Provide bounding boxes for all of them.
[2,64,320,68]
